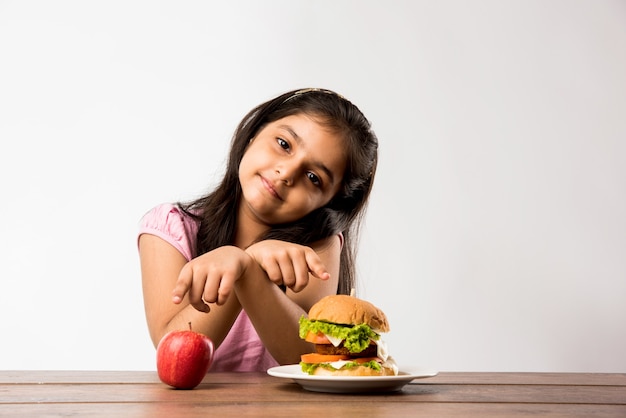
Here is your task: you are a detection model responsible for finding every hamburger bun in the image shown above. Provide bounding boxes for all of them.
[311,364,397,377]
[308,294,390,333]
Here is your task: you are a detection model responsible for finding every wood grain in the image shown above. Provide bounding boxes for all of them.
[1,371,624,417]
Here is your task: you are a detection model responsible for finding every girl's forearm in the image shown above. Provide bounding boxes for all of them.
[234,263,313,365]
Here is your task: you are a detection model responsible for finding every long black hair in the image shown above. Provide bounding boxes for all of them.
[180,88,378,295]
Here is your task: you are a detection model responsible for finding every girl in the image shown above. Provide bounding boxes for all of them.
[138,88,378,371]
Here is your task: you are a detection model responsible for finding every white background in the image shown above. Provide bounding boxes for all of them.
[1,1,625,372]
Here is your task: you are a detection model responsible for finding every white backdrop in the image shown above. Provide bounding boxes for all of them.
[1,0,625,372]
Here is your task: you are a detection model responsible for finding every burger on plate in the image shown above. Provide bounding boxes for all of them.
[298,294,398,376]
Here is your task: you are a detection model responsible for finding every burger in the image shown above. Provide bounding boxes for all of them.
[298,294,398,376]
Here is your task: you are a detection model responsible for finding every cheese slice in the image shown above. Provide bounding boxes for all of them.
[327,360,351,369]
[324,333,343,347]
[375,338,389,361]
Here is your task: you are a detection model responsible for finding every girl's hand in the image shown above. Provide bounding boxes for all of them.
[171,246,252,313]
[245,240,330,293]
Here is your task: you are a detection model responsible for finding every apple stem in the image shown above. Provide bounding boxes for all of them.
[188,322,192,331]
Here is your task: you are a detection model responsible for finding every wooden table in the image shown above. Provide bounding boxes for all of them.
[1,370,625,417]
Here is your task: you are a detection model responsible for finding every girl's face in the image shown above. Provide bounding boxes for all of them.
[238,114,347,226]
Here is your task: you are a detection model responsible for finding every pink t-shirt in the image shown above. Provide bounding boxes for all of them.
[138,203,279,372]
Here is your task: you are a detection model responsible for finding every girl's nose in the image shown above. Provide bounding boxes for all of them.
[275,168,293,186]
[276,159,301,186]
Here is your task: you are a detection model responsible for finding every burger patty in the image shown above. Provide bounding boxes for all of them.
[315,342,378,357]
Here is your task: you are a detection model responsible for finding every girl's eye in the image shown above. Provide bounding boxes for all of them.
[307,172,322,187]
[277,138,290,150]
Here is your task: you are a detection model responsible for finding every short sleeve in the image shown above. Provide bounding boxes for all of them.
[137,203,199,261]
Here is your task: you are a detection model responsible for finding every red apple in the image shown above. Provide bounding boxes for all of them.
[156,323,214,389]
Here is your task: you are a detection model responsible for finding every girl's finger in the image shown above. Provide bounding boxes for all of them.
[289,253,310,293]
[200,269,223,305]
[172,263,193,304]
[304,249,330,281]
[278,259,296,289]
[187,270,211,313]
[216,272,235,306]
[263,260,284,286]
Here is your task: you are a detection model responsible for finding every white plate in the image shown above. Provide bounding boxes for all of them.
[267,364,438,393]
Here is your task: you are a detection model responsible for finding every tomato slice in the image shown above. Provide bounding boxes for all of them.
[304,331,331,345]
[300,353,350,363]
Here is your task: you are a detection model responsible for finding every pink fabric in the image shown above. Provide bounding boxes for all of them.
[138,203,199,260]
[138,203,279,372]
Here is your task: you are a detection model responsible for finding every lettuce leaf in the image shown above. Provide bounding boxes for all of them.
[300,360,382,375]
[299,316,379,353]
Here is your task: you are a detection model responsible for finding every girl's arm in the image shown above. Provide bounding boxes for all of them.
[139,234,242,348]
[162,234,341,364]
[236,235,342,365]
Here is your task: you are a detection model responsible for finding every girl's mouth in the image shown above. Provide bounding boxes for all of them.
[260,175,283,200]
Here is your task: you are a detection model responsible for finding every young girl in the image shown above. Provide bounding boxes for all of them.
[138,88,378,371]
